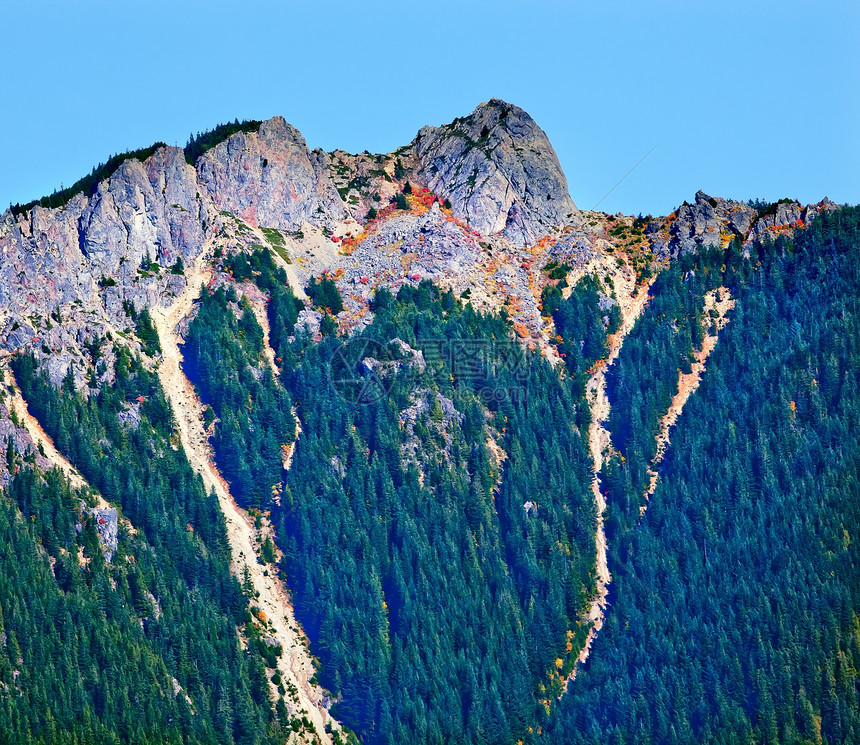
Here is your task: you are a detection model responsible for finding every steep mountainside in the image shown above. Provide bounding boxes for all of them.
[0,100,855,745]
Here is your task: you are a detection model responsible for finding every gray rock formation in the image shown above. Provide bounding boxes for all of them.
[0,146,211,385]
[196,116,346,230]
[90,507,118,562]
[0,120,353,384]
[645,191,837,258]
[748,199,804,241]
[0,101,582,376]
[411,99,578,245]
[668,192,731,255]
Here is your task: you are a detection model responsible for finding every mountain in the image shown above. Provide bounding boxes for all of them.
[0,100,857,745]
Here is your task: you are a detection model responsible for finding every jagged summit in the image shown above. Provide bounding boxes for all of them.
[6,101,578,248]
[410,99,578,245]
[0,102,836,391]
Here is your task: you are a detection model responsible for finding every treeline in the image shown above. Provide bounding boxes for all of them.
[0,469,191,745]
[221,245,304,354]
[182,255,599,743]
[184,120,262,165]
[546,207,860,743]
[10,142,167,218]
[306,275,344,315]
[8,117,264,218]
[603,252,720,519]
[547,274,621,429]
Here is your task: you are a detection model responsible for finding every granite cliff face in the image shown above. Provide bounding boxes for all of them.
[0,146,209,383]
[0,117,353,383]
[196,116,346,229]
[0,99,585,381]
[411,99,578,245]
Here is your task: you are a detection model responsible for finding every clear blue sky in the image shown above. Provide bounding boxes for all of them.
[1,0,857,217]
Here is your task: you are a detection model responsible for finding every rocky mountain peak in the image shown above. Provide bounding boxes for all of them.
[0,103,837,395]
[411,98,578,245]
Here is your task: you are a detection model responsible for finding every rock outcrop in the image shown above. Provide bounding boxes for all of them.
[0,146,212,385]
[645,191,837,258]
[90,507,118,562]
[196,116,346,229]
[411,99,578,245]
[0,120,351,383]
[644,191,755,257]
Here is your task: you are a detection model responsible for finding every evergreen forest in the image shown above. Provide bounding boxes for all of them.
[0,205,858,745]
